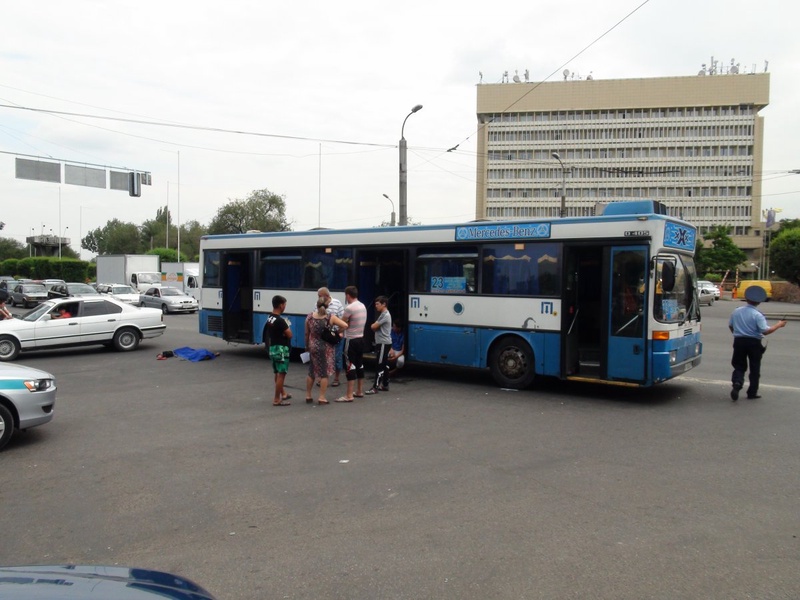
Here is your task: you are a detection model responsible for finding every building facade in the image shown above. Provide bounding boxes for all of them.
[475,73,770,247]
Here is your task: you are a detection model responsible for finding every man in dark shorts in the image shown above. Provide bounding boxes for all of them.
[336,285,367,402]
[266,295,293,406]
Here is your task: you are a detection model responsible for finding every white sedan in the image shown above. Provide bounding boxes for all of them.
[0,296,166,362]
[0,362,56,450]
[139,286,199,314]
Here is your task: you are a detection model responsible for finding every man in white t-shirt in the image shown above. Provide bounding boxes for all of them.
[336,285,366,402]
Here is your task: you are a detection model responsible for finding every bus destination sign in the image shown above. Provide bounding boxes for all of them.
[455,223,551,241]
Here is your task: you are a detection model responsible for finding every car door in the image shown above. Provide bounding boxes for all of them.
[80,299,124,343]
[140,287,158,309]
[34,302,82,348]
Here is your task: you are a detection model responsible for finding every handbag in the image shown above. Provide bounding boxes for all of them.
[321,323,341,345]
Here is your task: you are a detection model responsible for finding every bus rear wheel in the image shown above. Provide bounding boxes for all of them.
[490,336,535,389]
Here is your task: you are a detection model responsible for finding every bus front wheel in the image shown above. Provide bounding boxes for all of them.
[490,337,535,389]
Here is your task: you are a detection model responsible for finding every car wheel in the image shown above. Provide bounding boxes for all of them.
[0,335,21,362]
[112,327,140,352]
[161,304,169,315]
[0,403,14,451]
[489,336,536,389]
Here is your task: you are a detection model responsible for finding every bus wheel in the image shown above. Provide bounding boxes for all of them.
[490,336,535,389]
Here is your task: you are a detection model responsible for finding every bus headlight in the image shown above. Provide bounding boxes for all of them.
[669,350,677,365]
[695,343,701,356]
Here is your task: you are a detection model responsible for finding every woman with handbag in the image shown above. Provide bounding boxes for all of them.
[305,297,348,405]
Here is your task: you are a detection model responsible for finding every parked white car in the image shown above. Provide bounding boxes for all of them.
[0,296,166,361]
[0,362,56,450]
[139,286,199,314]
[96,283,141,305]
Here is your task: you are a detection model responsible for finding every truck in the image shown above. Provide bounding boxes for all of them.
[161,262,201,302]
[96,254,161,293]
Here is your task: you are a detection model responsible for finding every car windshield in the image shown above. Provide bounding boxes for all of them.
[112,286,136,294]
[23,284,47,292]
[22,302,56,322]
[161,288,184,296]
[68,284,98,294]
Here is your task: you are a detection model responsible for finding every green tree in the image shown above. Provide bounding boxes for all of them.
[147,247,188,263]
[0,237,28,261]
[82,219,142,255]
[769,228,800,285]
[695,225,746,275]
[179,219,207,261]
[208,189,292,235]
[777,218,800,233]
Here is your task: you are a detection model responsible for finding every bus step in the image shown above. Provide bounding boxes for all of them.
[579,360,601,376]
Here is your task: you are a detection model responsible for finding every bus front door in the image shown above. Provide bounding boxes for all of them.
[221,252,253,343]
[607,246,647,382]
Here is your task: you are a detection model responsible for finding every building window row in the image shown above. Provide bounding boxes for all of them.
[487,145,753,162]
[487,166,753,181]
[485,105,754,123]
[486,187,752,199]
[487,126,754,143]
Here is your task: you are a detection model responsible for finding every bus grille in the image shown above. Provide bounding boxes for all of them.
[208,315,223,333]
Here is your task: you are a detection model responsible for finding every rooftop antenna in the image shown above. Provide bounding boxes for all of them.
[764,60,769,72]
[563,69,570,81]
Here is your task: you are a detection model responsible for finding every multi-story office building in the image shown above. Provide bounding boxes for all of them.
[475,72,770,252]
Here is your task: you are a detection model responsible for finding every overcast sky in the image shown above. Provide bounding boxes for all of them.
[2,0,798,258]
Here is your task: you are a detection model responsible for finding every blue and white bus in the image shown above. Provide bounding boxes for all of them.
[198,200,702,388]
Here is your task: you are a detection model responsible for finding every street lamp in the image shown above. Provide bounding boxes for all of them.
[382,194,396,226]
[398,104,423,226]
[59,226,68,260]
[552,152,567,218]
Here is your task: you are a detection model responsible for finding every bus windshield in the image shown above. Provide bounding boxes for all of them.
[653,255,699,323]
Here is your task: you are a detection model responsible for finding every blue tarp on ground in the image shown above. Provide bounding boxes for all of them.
[172,346,218,362]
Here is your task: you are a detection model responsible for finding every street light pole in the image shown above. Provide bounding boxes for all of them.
[552,152,567,218]
[59,226,68,260]
[399,104,423,226]
[382,194,396,226]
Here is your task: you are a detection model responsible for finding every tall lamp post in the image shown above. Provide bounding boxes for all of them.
[382,194,396,226]
[399,104,423,226]
[59,226,68,260]
[552,152,567,218]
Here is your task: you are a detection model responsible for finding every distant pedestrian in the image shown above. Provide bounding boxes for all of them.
[266,295,293,406]
[728,285,787,401]
[336,285,367,402]
[366,296,391,394]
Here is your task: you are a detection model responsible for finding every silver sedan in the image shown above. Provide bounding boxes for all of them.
[0,362,56,450]
[139,286,199,314]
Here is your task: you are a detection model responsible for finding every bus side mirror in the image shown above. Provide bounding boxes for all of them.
[661,262,676,292]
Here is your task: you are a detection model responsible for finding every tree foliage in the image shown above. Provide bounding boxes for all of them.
[0,237,28,261]
[82,219,142,254]
[695,225,747,275]
[769,228,800,285]
[208,189,292,235]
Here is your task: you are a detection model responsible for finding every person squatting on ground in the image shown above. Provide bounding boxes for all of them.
[305,297,348,405]
[266,295,293,406]
[317,287,344,387]
[366,295,392,395]
[0,295,11,321]
[336,285,367,402]
[388,319,405,377]
[728,285,787,401]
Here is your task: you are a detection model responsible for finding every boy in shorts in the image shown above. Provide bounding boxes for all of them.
[266,295,293,406]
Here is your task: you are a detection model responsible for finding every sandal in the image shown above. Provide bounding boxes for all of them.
[353,393,364,398]
[334,397,353,403]
[305,398,314,404]
[331,381,340,387]
[318,399,329,405]
[273,400,291,406]
[282,394,292,401]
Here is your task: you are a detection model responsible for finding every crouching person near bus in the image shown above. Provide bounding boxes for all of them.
[388,319,405,378]
[267,295,292,406]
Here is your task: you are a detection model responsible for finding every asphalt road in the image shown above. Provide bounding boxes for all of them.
[1,301,799,600]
